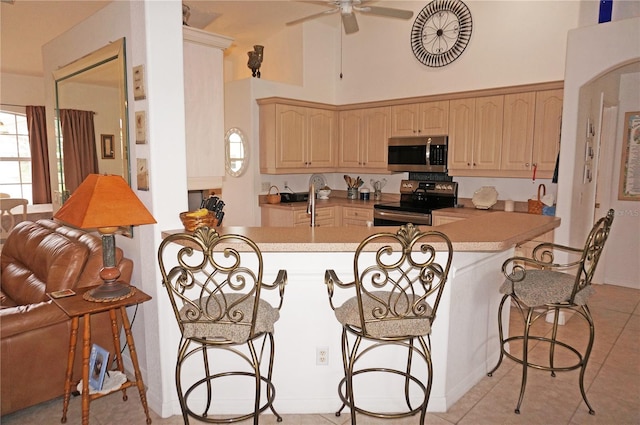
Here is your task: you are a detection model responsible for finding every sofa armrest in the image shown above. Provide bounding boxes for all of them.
[0,301,68,339]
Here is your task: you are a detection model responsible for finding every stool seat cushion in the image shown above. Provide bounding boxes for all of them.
[500,270,594,307]
[335,291,433,338]
[180,293,280,344]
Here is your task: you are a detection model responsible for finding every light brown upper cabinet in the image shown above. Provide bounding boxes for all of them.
[448,96,503,174]
[338,107,390,172]
[500,89,563,178]
[390,101,449,137]
[259,100,336,174]
[501,92,537,172]
[532,89,563,177]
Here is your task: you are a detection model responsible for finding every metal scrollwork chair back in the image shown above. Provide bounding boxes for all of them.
[158,226,287,424]
[488,209,615,415]
[325,223,453,424]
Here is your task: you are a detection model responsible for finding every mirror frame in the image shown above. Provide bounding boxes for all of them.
[225,127,249,177]
[53,38,130,200]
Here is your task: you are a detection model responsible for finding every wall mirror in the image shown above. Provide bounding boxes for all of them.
[53,38,130,199]
[225,127,248,177]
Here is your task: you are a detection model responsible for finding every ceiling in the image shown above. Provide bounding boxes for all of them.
[0,0,339,77]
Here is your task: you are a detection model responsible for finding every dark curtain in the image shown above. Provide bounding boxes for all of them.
[26,105,52,204]
[59,109,99,193]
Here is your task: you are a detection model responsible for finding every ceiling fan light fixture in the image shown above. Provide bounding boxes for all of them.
[285,0,413,34]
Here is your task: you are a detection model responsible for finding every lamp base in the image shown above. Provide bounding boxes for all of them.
[83,281,136,302]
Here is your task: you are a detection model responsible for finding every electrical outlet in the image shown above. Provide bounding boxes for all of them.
[316,346,328,366]
[261,182,270,192]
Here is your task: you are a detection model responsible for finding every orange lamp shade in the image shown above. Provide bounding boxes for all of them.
[54,174,156,229]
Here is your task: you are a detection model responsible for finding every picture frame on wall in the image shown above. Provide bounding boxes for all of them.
[101,134,115,159]
[618,111,640,201]
[89,344,109,391]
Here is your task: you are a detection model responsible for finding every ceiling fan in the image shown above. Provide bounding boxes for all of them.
[286,0,414,34]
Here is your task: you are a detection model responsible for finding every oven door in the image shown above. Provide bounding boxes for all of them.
[373,209,432,226]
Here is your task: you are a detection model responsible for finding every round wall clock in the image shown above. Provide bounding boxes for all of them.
[411,0,473,67]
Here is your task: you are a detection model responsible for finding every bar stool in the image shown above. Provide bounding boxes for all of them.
[324,223,453,424]
[158,226,287,424]
[488,209,614,414]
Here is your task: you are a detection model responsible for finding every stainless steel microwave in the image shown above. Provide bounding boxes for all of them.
[387,136,448,172]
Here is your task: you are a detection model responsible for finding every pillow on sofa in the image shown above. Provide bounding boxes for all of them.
[34,219,107,287]
[1,221,89,305]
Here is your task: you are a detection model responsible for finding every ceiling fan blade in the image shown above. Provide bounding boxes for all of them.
[286,7,339,26]
[342,12,359,34]
[358,6,413,20]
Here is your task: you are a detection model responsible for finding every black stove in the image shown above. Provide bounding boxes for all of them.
[373,180,458,226]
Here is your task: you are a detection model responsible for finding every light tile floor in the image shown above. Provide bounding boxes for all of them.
[2,284,638,425]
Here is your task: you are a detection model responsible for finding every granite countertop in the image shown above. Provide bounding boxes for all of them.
[162,212,559,253]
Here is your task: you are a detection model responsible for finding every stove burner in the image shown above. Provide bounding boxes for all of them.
[373,180,458,226]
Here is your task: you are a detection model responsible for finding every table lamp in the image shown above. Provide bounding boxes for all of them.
[54,174,156,302]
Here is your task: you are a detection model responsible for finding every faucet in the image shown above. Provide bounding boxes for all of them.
[307,183,316,227]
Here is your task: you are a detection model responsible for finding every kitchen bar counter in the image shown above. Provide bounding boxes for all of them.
[158,212,560,415]
[163,211,559,252]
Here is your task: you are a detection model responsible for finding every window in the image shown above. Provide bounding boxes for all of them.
[225,127,248,177]
[0,111,32,202]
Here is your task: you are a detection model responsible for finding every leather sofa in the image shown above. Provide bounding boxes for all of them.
[1,219,133,415]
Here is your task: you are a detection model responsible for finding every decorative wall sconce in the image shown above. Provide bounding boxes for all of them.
[182,4,191,26]
[247,45,264,78]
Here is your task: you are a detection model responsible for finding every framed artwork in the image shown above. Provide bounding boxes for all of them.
[135,111,147,144]
[89,344,109,391]
[100,134,115,159]
[618,111,640,201]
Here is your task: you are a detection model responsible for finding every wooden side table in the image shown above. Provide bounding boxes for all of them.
[50,285,152,425]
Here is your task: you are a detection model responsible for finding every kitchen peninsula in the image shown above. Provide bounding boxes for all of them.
[160,212,559,415]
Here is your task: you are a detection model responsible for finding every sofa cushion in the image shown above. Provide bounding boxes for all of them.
[1,221,89,305]
[34,219,127,288]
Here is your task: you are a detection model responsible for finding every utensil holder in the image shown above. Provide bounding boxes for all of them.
[347,188,357,199]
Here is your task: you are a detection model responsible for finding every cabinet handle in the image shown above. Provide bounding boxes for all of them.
[525,162,530,167]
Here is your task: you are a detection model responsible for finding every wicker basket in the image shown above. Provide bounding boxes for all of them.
[179,211,219,232]
[266,186,281,204]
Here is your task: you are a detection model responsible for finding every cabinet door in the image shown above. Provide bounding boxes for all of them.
[307,108,336,168]
[276,105,307,168]
[338,110,363,168]
[501,92,536,171]
[390,104,419,136]
[474,95,503,170]
[432,215,464,226]
[342,206,373,227]
[183,37,225,189]
[362,107,390,169]
[294,207,336,227]
[418,101,449,135]
[448,98,475,170]
[533,89,563,173]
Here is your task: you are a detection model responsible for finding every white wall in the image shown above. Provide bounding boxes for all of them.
[42,1,190,417]
[0,73,45,110]
[556,17,640,288]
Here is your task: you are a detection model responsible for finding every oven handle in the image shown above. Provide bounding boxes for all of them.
[373,209,432,225]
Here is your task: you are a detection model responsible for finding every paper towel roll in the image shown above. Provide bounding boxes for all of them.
[504,200,515,212]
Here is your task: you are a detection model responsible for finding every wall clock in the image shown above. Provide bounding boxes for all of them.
[411,0,473,67]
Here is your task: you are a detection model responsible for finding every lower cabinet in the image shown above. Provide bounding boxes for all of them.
[431,215,465,226]
[342,206,373,227]
[261,204,373,227]
[294,207,336,227]
[515,229,555,268]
